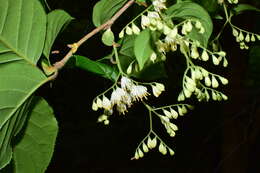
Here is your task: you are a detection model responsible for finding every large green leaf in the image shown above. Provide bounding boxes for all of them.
[166,1,213,46]
[92,0,128,27]
[70,55,119,81]
[43,10,73,59]
[13,97,58,173]
[134,29,153,70]
[0,0,48,169]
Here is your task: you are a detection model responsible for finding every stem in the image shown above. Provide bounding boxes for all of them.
[52,0,135,74]
[113,45,124,74]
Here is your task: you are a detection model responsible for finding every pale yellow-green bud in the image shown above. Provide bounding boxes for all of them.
[169,123,178,131]
[181,105,187,114]
[150,137,157,148]
[142,142,149,153]
[150,52,157,62]
[183,88,192,98]
[126,26,133,35]
[169,148,175,156]
[159,143,167,155]
[200,68,209,77]
[104,120,110,125]
[245,33,250,42]
[177,106,184,116]
[212,91,217,101]
[181,23,187,35]
[92,101,98,111]
[152,85,161,97]
[238,31,244,41]
[212,76,219,88]
[127,64,132,74]
[156,83,165,91]
[251,34,256,42]
[163,109,172,119]
[218,51,226,57]
[199,27,205,34]
[205,76,211,87]
[232,28,239,37]
[177,91,185,101]
[201,50,209,61]
[170,108,178,119]
[96,97,103,108]
[195,20,202,29]
[191,46,199,59]
[134,151,139,160]
[147,137,153,149]
[132,23,140,35]
[186,21,193,32]
[221,93,228,100]
[195,68,203,80]
[219,77,228,85]
[256,34,260,40]
[223,58,228,67]
[170,131,176,137]
[186,82,196,92]
[212,55,220,65]
[169,27,178,39]
[119,29,124,38]
[138,148,144,158]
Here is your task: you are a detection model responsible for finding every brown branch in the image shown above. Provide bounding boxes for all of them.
[52,0,135,73]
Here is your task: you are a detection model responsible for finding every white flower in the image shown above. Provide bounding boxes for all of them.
[147,11,160,19]
[110,87,127,105]
[132,23,140,35]
[152,83,165,97]
[121,76,134,90]
[141,15,150,29]
[153,0,167,12]
[130,85,149,101]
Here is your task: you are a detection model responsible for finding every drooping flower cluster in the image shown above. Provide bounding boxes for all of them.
[92,76,165,124]
[231,26,260,50]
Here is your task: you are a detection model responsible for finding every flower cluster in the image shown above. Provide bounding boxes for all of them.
[231,26,260,50]
[92,76,165,124]
[227,0,238,4]
[133,132,175,160]
[178,66,228,102]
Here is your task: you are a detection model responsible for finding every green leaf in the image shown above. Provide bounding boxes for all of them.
[102,28,115,46]
[70,55,119,81]
[0,0,48,169]
[13,97,58,173]
[134,29,153,70]
[92,0,127,27]
[43,10,73,59]
[166,1,213,46]
[232,4,260,15]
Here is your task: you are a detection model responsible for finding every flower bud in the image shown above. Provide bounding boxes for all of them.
[150,137,157,148]
[150,52,157,62]
[169,123,178,131]
[132,23,140,35]
[142,142,149,153]
[191,46,199,59]
[251,34,256,42]
[159,143,167,155]
[126,26,133,35]
[138,148,144,158]
[134,151,139,160]
[205,76,211,87]
[170,108,178,119]
[169,148,175,156]
[212,76,219,88]
[119,30,124,38]
[238,31,244,41]
[232,28,238,37]
[141,15,150,29]
[178,91,185,101]
[201,50,209,61]
[127,64,132,74]
[223,58,228,67]
[212,55,220,65]
[183,88,192,98]
[169,27,178,39]
[195,20,202,29]
[245,33,250,42]
[177,106,184,116]
[212,91,217,101]
[186,21,193,32]
[92,101,98,111]
[219,77,228,85]
[221,93,228,100]
[163,109,172,119]
[96,97,103,108]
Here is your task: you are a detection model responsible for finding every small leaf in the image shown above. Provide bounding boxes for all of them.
[70,55,119,81]
[134,29,153,69]
[102,28,115,46]
[232,4,260,15]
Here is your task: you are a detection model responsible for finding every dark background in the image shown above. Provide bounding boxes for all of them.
[39,0,260,173]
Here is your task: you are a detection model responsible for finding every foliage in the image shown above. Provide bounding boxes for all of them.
[0,0,259,172]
